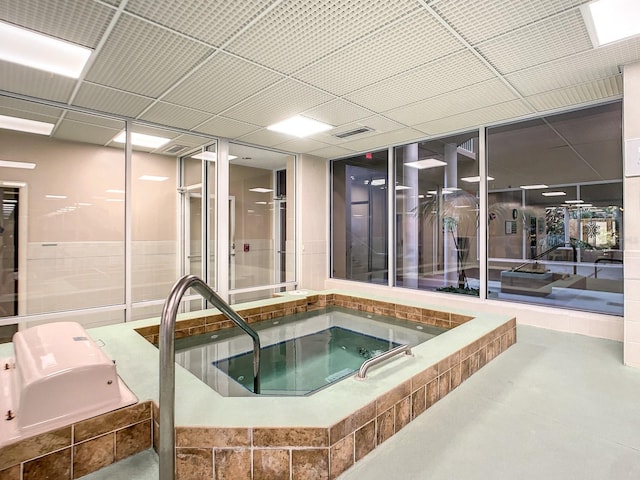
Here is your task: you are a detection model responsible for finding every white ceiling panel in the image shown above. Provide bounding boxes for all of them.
[306,145,357,159]
[302,100,373,127]
[73,83,154,118]
[345,50,496,112]
[477,9,592,75]
[163,53,284,114]
[385,78,517,125]
[223,80,334,126]
[429,0,590,45]
[274,137,330,154]
[193,116,260,139]
[414,100,534,136]
[338,128,426,152]
[54,118,121,146]
[138,101,212,130]
[525,75,623,112]
[294,10,463,96]
[0,61,75,103]
[85,14,212,97]
[312,115,404,145]
[506,36,640,96]
[237,129,299,148]
[225,0,422,74]
[0,97,64,121]
[65,111,125,130]
[0,0,115,48]
[124,0,278,47]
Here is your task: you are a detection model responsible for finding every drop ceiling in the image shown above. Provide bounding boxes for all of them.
[0,0,637,159]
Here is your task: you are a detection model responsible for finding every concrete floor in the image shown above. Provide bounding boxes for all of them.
[82,325,640,479]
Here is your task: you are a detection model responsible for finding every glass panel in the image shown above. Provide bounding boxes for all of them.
[331,151,388,283]
[394,133,480,295]
[487,102,623,315]
[228,144,295,293]
[0,99,126,320]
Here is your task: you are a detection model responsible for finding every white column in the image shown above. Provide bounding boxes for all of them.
[443,143,458,286]
[402,143,419,288]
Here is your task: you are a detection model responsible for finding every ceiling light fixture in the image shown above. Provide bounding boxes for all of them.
[267,115,333,138]
[461,176,495,183]
[520,184,548,190]
[112,131,171,149]
[249,187,273,193]
[106,189,125,194]
[582,0,640,46]
[0,21,92,78]
[395,185,411,191]
[404,158,447,169]
[565,199,585,204]
[0,114,54,136]
[191,152,237,161]
[541,191,567,197]
[371,179,386,186]
[0,159,36,169]
[45,194,67,199]
[139,175,169,182]
[1,181,26,187]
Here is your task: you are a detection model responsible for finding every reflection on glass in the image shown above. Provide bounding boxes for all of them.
[331,151,388,284]
[487,102,623,315]
[395,133,479,295]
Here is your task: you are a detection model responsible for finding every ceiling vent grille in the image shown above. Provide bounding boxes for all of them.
[163,145,189,154]
[334,127,373,139]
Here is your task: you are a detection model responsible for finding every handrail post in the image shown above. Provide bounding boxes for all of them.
[158,275,261,480]
[354,344,412,380]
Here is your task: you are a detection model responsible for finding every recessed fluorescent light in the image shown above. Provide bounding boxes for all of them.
[541,191,567,197]
[0,115,54,136]
[461,176,495,183]
[0,159,36,169]
[112,131,171,149]
[249,188,273,193]
[520,184,548,190]
[371,179,386,186]
[565,199,584,204]
[404,158,447,169]
[0,21,91,78]
[45,194,67,199]
[106,189,125,194]
[255,201,268,205]
[579,203,593,207]
[139,175,168,182]
[267,115,333,138]
[427,190,438,195]
[191,152,237,161]
[395,185,411,191]
[1,181,26,187]
[582,0,640,46]
[78,202,92,206]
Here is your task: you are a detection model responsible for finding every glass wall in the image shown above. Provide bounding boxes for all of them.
[228,143,296,304]
[394,132,479,294]
[487,102,623,315]
[331,150,388,284]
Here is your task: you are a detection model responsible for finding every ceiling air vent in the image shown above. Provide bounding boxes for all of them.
[334,127,373,139]
[163,145,188,155]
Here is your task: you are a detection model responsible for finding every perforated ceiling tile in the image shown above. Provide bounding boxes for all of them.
[125,0,278,47]
[385,78,517,126]
[54,118,121,146]
[0,96,64,120]
[0,106,59,126]
[64,111,125,130]
[302,100,372,127]
[414,100,534,136]
[0,0,116,48]
[0,61,75,102]
[345,50,495,112]
[306,145,357,159]
[337,127,426,152]
[225,0,422,74]
[222,79,334,126]
[476,9,592,75]
[85,14,212,97]
[428,0,590,45]
[163,53,284,114]
[139,101,212,130]
[294,10,463,96]
[525,75,623,112]
[193,116,260,139]
[274,137,330,154]
[237,128,298,147]
[506,36,640,96]
[73,83,154,118]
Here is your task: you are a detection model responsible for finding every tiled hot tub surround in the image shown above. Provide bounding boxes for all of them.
[139,293,516,480]
[0,401,153,479]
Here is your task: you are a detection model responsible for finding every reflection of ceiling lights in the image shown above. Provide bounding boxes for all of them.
[461,176,494,183]
[0,159,36,169]
[139,175,168,182]
[395,185,411,190]
[1,181,26,187]
[0,21,91,78]
[520,184,548,190]
[541,191,566,197]
[191,152,237,160]
[582,0,640,46]
[249,187,273,193]
[267,115,333,138]
[578,203,593,207]
[404,158,446,169]
[0,115,54,136]
[45,194,67,199]
[371,179,386,186]
[112,131,171,149]
[565,199,584,204]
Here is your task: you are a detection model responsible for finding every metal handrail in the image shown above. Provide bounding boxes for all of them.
[158,274,261,480]
[354,344,412,380]
[512,242,578,274]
